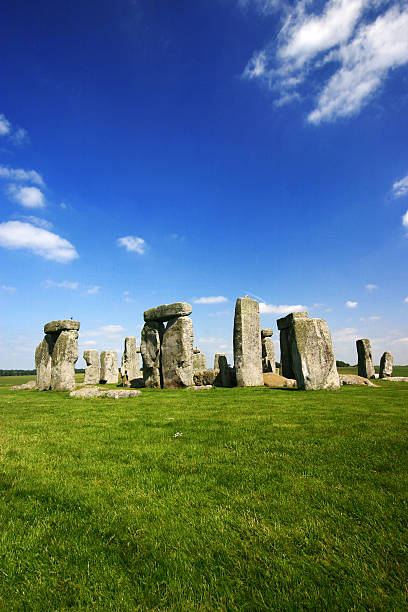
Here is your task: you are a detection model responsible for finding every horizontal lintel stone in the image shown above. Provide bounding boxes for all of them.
[44,320,80,334]
[144,302,192,322]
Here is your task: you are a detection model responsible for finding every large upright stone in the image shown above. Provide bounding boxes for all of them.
[121,337,141,387]
[379,351,393,378]
[356,339,375,379]
[277,313,339,390]
[193,348,207,371]
[144,302,192,323]
[214,353,235,387]
[140,321,164,388]
[161,316,194,388]
[51,330,78,391]
[100,351,119,384]
[233,296,263,387]
[261,329,276,373]
[277,312,308,379]
[35,334,55,390]
[83,349,100,384]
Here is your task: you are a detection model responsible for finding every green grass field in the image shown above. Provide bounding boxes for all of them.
[0,375,407,610]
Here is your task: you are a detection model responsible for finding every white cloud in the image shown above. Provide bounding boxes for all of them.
[0,221,78,263]
[193,296,228,304]
[197,337,226,344]
[259,302,307,314]
[19,216,53,230]
[117,235,146,254]
[360,315,381,321]
[392,174,408,198]
[243,2,408,124]
[8,185,45,208]
[83,340,97,346]
[44,280,79,289]
[0,166,44,186]
[404,297,408,303]
[393,337,408,343]
[82,325,126,338]
[345,300,358,308]
[365,283,378,291]
[402,210,408,230]
[0,114,11,136]
[1,285,16,293]
[10,128,29,146]
[87,285,100,295]
[332,327,360,342]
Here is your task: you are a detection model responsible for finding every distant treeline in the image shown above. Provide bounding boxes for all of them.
[0,369,85,376]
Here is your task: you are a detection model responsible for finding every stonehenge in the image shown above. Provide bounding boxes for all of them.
[379,351,393,378]
[83,349,100,384]
[100,351,119,384]
[141,302,194,388]
[36,320,79,391]
[277,312,339,390]
[356,339,375,379]
[233,296,263,386]
[261,328,276,373]
[121,337,141,387]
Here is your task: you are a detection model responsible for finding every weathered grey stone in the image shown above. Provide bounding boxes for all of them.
[214,353,235,387]
[185,385,213,390]
[83,349,100,385]
[339,374,378,387]
[70,386,142,399]
[140,321,164,388]
[10,380,36,390]
[356,339,375,379]
[121,337,141,387]
[233,296,263,387]
[35,334,55,390]
[193,350,207,371]
[44,319,80,334]
[379,351,393,378]
[50,330,78,391]
[261,328,274,338]
[193,369,220,386]
[277,311,309,331]
[380,376,408,382]
[144,302,192,323]
[100,350,119,384]
[262,336,276,373]
[284,316,340,390]
[161,316,194,388]
[279,328,295,379]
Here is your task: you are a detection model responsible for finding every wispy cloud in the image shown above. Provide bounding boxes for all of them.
[345,300,358,308]
[402,210,408,231]
[117,235,146,254]
[19,216,53,230]
[8,185,45,208]
[392,174,408,198]
[44,280,79,289]
[1,284,16,293]
[82,325,126,338]
[259,302,307,314]
[360,316,381,321]
[0,114,11,136]
[193,296,228,304]
[332,327,360,342]
[365,283,378,291]
[243,2,408,123]
[87,285,100,295]
[0,221,78,263]
[0,113,29,145]
[404,297,408,303]
[0,166,44,186]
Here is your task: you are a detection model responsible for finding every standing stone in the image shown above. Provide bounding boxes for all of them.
[233,296,263,386]
[35,334,55,390]
[100,351,119,384]
[193,348,207,371]
[277,313,339,390]
[121,337,141,387]
[261,329,276,373]
[214,353,235,387]
[356,339,375,379]
[51,330,79,391]
[161,316,194,388]
[278,312,309,379]
[140,321,164,388]
[83,349,100,385]
[379,351,393,378]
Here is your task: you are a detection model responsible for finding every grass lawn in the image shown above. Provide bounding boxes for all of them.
[0,375,407,610]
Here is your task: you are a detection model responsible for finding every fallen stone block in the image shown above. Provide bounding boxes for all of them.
[10,380,36,390]
[184,385,213,390]
[193,369,220,386]
[339,374,378,387]
[263,373,297,388]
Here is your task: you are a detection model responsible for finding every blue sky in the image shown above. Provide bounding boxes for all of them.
[1,0,408,369]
